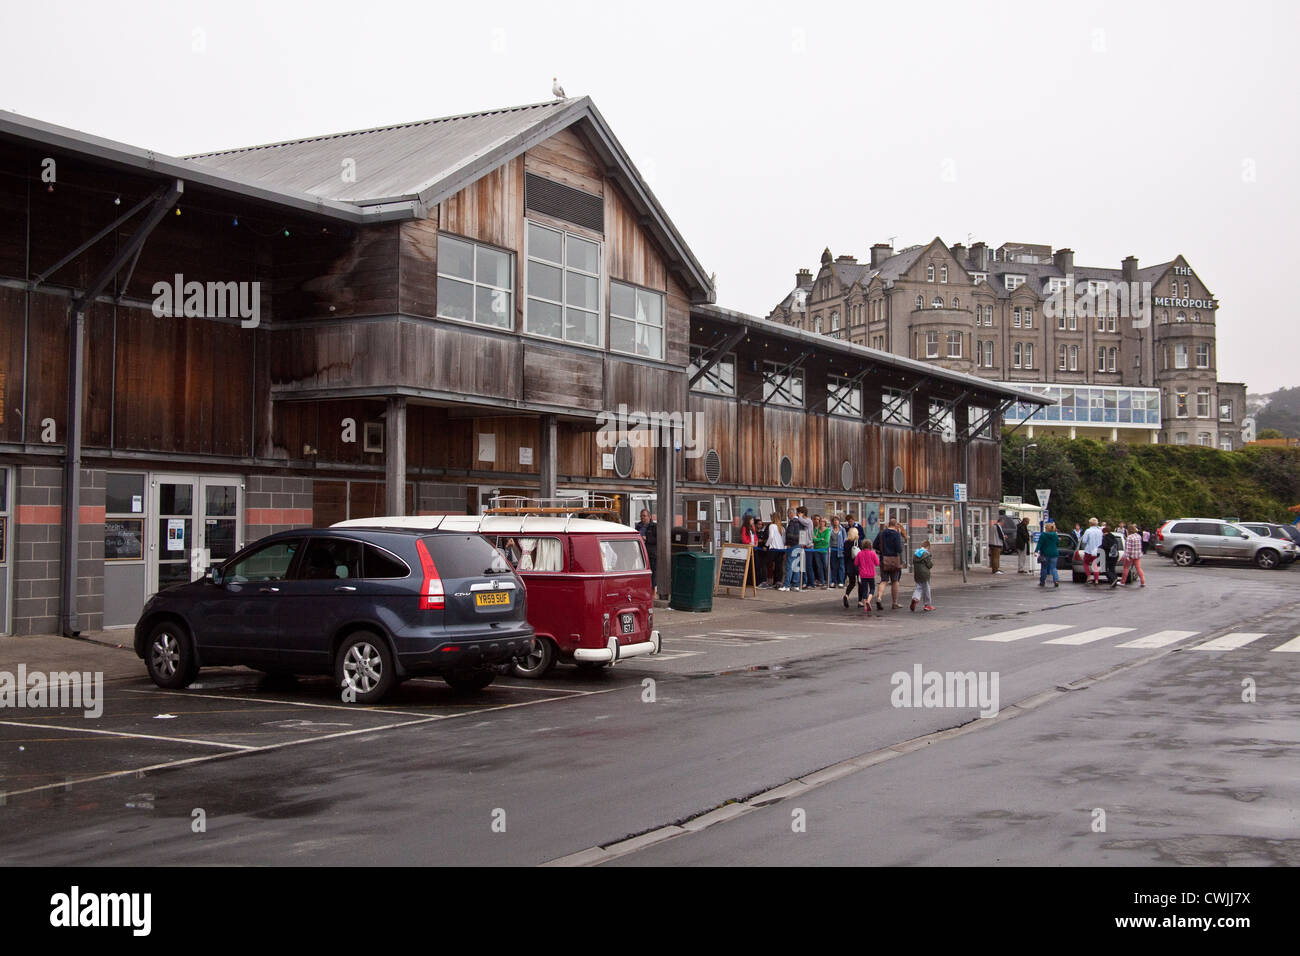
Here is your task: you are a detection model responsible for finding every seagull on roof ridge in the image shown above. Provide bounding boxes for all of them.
[552,77,566,99]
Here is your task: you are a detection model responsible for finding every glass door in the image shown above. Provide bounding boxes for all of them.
[152,476,197,594]
[969,506,985,566]
[0,467,10,635]
[149,475,244,596]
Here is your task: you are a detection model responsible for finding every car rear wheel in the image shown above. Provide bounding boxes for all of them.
[443,669,495,693]
[511,637,556,679]
[1255,548,1281,570]
[146,621,199,689]
[1172,546,1196,568]
[336,632,395,704]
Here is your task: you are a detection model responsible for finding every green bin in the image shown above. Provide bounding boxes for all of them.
[669,551,715,612]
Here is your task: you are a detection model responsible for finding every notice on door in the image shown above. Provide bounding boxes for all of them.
[167,518,185,551]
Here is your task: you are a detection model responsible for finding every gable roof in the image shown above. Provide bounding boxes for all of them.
[187,96,713,299]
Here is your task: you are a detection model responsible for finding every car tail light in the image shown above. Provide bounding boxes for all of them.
[415,538,445,610]
[602,612,611,638]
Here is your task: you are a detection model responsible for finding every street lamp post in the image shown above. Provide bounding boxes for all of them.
[1021,442,1038,502]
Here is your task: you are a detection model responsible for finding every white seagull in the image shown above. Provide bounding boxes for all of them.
[552,77,567,99]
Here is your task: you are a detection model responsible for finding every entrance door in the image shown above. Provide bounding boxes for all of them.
[884,504,910,567]
[149,475,244,596]
[969,506,985,566]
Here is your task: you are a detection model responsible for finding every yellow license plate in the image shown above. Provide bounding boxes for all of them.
[475,592,510,607]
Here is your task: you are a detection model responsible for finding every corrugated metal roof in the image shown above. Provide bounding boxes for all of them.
[692,302,1053,407]
[186,100,572,205]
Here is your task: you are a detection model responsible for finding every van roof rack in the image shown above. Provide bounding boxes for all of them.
[485,495,621,523]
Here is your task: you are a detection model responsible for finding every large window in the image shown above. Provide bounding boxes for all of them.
[882,387,912,426]
[1069,345,1078,371]
[1023,307,1033,329]
[526,221,600,346]
[1219,399,1233,422]
[688,345,735,395]
[1013,342,1023,368]
[1175,388,1189,418]
[947,331,962,358]
[1196,343,1210,368]
[925,331,939,358]
[1174,343,1189,369]
[1023,343,1034,369]
[437,234,513,328]
[610,281,664,360]
[1196,388,1211,418]
[762,361,804,407]
[828,379,863,417]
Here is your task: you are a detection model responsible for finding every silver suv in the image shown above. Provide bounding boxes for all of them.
[1155,519,1298,570]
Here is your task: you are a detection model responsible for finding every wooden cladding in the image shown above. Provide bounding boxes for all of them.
[683,394,1000,500]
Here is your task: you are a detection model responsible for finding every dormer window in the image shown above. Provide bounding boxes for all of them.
[1005,275,1025,291]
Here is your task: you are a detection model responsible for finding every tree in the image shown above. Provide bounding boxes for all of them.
[1257,428,1285,440]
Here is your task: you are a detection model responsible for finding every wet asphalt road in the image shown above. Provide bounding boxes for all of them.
[1,559,1297,865]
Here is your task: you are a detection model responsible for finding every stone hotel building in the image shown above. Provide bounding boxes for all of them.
[770,239,1247,449]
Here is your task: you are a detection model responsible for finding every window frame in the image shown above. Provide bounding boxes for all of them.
[436,232,516,330]
[524,219,604,349]
[609,279,666,361]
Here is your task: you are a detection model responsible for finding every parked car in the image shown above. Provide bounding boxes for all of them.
[1070,543,1138,585]
[1154,519,1297,570]
[335,514,662,678]
[135,527,535,703]
[1239,523,1299,564]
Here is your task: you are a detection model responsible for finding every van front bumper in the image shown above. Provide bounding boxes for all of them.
[573,630,662,664]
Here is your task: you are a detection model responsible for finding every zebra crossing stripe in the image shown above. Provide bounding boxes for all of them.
[1269,635,1300,653]
[971,623,1073,643]
[1042,626,1135,646]
[1116,630,1199,649]
[1192,632,1268,651]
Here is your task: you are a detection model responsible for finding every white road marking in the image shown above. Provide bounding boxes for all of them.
[1192,632,1268,651]
[971,623,1074,643]
[1042,626,1135,646]
[0,719,255,750]
[1268,635,1300,653]
[633,650,701,662]
[1116,630,1199,649]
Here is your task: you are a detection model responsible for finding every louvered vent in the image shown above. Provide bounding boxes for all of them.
[779,455,794,487]
[525,173,604,234]
[705,448,721,484]
[613,440,634,478]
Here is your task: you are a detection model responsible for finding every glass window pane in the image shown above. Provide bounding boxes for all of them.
[206,520,237,561]
[297,538,364,581]
[528,223,563,264]
[637,289,664,326]
[566,271,599,311]
[611,316,636,354]
[567,235,600,274]
[437,277,473,321]
[158,484,193,516]
[528,262,562,302]
[364,544,411,579]
[565,308,599,345]
[437,235,474,279]
[599,539,646,572]
[106,473,145,514]
[527,299,562,339]
[476,246,511,289]
[226,539,302,583]
[205,485,238,517]
[476,287,511,327]
[636,322,662,359]
[611,282,635,318]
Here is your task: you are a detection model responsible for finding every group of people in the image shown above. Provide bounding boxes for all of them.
[742,509,936,613]
[1031,517,1148,589]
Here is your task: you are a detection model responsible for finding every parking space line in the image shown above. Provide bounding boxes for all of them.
[0,686,623,801]
[1270,635,1300,653]
[122,687,447,717]
[0,718,255,751]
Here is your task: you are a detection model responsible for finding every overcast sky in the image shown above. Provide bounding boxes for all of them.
[5,0,1296,392]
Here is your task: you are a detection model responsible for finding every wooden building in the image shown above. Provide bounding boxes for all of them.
[0,99,1044,637]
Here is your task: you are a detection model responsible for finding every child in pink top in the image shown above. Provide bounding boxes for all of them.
[854,546,879,612]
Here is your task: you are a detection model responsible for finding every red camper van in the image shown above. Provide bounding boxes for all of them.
[333,511,661,678]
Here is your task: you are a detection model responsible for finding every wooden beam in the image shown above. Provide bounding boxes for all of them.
[385,396,407,516]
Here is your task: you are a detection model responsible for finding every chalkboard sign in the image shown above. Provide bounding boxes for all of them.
[715,543,755,597]
[105,518,144,561]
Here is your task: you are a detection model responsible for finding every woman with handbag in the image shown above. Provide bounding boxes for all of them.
[874,519,906,610]
[842,526,860,609]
